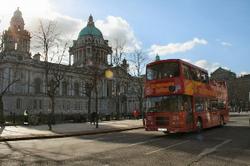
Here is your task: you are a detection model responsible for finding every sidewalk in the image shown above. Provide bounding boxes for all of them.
[229,112,250,116]
[0,120,144,142]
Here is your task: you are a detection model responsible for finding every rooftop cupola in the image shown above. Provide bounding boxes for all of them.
[10,7,25,31]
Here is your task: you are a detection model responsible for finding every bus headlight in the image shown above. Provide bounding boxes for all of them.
[172,115,179,121]
[169,85,181,92]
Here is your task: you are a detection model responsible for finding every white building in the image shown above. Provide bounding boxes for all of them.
[0,9,139,120]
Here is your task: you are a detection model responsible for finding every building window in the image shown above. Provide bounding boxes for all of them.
[17,25,21,31]
[74,101,81,110]
[67,101,70,110]
[74,82,79,96]
[33,99,37,109]
[34,78,42,94]
[16,98,22,109]
[39,100,43,109]
[107,80,112,97]
[62,81,68,96]
[87,48,90,54]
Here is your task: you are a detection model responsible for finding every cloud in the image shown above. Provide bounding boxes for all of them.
[27,13,83,44]
[1,4,141,56]
[194,60,222,73]
[0,1,142,64]
[239,71,250,76]
[216,39,232,47]
[96,16,141,52]
[149,38,207,56]
[181,59,228,74]
[221,42,232,47]
[24,12,83,64]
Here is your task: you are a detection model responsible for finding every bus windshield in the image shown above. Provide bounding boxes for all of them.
[146,95,192,112]
[146,62,179,80]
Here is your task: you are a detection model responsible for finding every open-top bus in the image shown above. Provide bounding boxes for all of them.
[144,59,229,133]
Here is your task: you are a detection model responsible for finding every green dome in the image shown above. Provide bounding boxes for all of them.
[78,15,103,39]
[78,26,103,38]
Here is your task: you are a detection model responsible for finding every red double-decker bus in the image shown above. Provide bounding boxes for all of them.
[144,59,229,133]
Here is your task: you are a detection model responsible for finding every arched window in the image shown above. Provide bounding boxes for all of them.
[14,42,18,50]
[34,78,42,94]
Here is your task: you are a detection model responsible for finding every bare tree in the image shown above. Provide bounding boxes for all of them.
[129,49,147,116]
[80,55,111,128]
[111,38,126,66]
[79,74,94,122]
[33,20,61,62]
[33,19,68,130]
[0,33,3,53]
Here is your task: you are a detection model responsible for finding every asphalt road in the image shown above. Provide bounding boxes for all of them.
[0,115,250,166]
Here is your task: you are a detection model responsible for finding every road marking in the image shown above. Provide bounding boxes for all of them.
[215,155,250,165]
[145,140,190,155]
[127,137,163,147]
[198,139,232,157]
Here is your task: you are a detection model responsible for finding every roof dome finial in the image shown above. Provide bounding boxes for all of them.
[14,7,22,17]
[78,14,103,39]
[88,14,94,26]
[155,54,160,61]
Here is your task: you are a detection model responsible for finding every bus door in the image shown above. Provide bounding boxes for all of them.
[184,95,193,130]
[194,97,211,128]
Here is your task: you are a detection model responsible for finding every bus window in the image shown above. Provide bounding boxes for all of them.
[218,100,226,109]
[146,66,157,80]
[210,99,218,111]
[182,95,192,112]
[189,68,209,83]
[146,62,179,80]
[204,99,211,111]
[190,68,199,81]
[147,95,183,112]
[183,65,192,80]
[201,72,209,83]
[195,97,204,112]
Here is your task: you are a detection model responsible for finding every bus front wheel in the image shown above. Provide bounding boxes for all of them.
[196,118,203,132]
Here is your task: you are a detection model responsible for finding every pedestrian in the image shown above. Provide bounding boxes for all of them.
[133,109,139,120]
[38,111,42,125]
[13,112,16,125]
[24,109,29,125]
[90,112,96,125]
[10,112,12,124]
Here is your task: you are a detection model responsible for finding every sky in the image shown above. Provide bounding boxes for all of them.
[0,0,249,75]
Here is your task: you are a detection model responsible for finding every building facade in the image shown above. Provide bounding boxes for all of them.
[0,9,140,119]
[211,67,250,111]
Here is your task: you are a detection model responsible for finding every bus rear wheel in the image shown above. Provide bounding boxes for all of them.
[196,118,203,132]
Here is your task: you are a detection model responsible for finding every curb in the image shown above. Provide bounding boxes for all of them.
[0,126,144,142]
[230,114,250,117]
